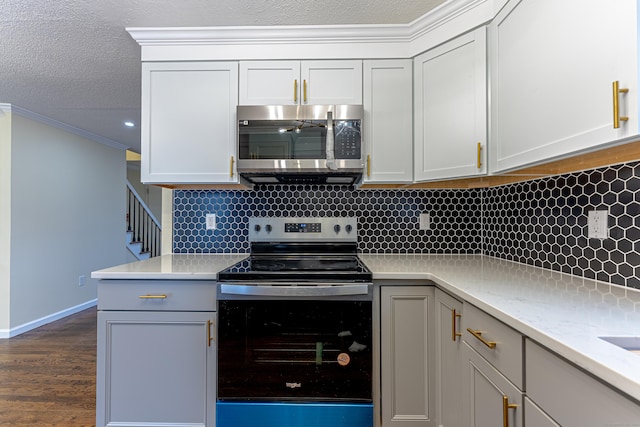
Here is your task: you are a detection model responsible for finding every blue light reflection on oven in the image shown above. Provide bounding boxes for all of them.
[216,402,373,427]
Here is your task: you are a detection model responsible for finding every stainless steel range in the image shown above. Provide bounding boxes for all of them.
[216,217,373,427]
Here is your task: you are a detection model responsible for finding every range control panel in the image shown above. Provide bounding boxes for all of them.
[249,217,358,242]
[284,222,322,233]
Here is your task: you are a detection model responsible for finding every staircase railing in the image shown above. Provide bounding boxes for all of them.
[126,182,161,258]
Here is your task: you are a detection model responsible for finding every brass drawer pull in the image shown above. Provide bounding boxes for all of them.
[502,395,518,427]
[294,79,298,103]
[613,80,629,129]
[207,320,213,347]
[303,79,308,103]
[138,294,167,299]
[451,309,462,341]
[467,327,497,349]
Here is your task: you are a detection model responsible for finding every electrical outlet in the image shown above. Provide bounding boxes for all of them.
[206,214,216,230]
[587,210,609,239]
[78,275,85,287]
[419,213,431,230]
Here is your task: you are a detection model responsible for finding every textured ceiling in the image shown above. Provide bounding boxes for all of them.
[0,0,446,152]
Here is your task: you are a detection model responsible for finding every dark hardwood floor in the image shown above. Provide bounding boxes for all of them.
[0,307,97,427]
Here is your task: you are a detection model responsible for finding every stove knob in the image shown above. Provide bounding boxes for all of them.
[334,224,341,233]
[254,224,261,232]
[266,224,272,232]
[345,224,353,233]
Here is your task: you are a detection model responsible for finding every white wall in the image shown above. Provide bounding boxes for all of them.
[0,108,12,331]
[6,112,127,331]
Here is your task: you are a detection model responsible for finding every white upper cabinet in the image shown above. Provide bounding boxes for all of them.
[490,0,639,173]
[141,61,239,184]
[363,60,413,183]
[414,27,488,182]
[239,61,300,105]
[239,60,362,105]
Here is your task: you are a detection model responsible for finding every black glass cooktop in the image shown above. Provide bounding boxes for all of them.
[218,255,372,283]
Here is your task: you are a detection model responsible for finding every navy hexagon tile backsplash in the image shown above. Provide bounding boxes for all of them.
[173,187,483,254]
[483,162,640,289]
[173,161,640,289]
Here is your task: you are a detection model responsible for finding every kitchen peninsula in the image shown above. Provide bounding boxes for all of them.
[93,253,640,426]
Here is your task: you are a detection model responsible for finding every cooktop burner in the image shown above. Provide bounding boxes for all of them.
[250,257,360,272]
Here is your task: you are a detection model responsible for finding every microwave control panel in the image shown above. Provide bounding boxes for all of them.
[334,121,361,159]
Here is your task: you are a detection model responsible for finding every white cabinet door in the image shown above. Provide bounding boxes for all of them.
[380,286,435,427]
[434,289,463,427]
[414,27,487,181]
[461,342,523,427]
[302,60,363,105]
[96,310,216,427]
[239,60,362,105]
[239,61,300,105]
[363,60,413,183]
[490,0,639,173]
[141,61,239,184]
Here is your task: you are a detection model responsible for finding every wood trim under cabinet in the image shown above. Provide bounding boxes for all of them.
[367,138,640,190]
[147,139,640,191]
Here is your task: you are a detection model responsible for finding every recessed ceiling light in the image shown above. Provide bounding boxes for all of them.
[123,121,135,128]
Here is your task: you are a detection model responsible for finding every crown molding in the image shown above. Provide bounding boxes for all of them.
[1,104,129,151]
[127,0,488,48]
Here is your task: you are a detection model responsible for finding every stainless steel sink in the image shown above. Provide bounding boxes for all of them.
[599,336,640,355]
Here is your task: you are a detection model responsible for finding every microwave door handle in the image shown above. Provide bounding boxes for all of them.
[325,111,337,170]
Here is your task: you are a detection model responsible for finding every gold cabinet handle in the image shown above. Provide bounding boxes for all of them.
[294,79,298,103]
[303,79,307,103]
[477,142,482,169]
[467,327,497,349]
[366,155,371,177]
[451,308,462,341]
[207,319,213,347]
[502,395,518,427]
[138,294,167,299]
[230,156,235,178]
[613,80,629,129]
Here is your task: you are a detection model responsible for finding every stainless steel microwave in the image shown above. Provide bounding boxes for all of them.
[236,105,364,185]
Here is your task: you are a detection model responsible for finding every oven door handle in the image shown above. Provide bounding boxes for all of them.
[219,284,370,297]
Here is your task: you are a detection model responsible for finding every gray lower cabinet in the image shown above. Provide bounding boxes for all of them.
[461,342,523,427]
[380,285,435,427]
[434,289,463,427]
[462,304,523,427]
[526,339,640,426]
[524,397,560,427]
[96,280,216,427]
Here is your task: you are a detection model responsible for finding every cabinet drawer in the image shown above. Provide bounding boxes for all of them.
[98,280,216,311]
[462,303,523,389]
[526,339,640,426]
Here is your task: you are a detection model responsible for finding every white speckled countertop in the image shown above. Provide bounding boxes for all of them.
[92,253,640,402]
[91,254,247,280]
[359,254,640,403]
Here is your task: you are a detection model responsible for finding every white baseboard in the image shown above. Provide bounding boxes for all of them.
[0,299,97,339]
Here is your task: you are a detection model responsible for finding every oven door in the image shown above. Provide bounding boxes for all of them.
[217,284,372,401]
[217,283,373,427]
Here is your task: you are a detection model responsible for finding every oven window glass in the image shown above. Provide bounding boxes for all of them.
[218,300,372,402]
